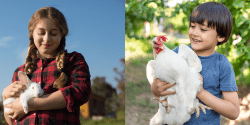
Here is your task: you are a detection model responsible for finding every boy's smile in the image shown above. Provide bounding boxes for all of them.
[189,21,225,56]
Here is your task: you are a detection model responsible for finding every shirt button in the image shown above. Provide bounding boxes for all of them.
[33,113,36,115]
[38,82,41,84]
[41,67,42,69]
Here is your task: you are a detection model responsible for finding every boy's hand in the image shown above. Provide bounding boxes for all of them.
[199,73,203,83]
[197,73,205,97]
[151,78,176,97]
[199,73,204,90]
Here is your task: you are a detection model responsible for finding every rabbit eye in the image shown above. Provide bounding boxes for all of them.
[32,87,34,89]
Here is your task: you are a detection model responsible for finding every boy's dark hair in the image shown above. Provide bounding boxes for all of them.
[189,2,232,45]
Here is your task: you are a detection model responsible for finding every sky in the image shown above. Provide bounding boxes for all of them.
[0,0,124,99]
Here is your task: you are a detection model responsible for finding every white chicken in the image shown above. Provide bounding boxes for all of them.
[146,36,212,125]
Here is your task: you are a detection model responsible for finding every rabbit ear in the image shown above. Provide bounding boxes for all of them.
[18,71,32,86]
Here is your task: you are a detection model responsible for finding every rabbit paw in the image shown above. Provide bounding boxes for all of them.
[23,107,28,114]
[4,108,13,118]
[3,98,16,105]
[195,103,212,118]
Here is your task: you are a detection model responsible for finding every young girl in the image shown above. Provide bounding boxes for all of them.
[2,7,91,125]
[151,2,240,124]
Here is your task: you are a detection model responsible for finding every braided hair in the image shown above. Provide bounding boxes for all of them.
[25,7,68,89]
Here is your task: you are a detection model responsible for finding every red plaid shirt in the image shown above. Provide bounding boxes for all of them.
[10,52,91,125]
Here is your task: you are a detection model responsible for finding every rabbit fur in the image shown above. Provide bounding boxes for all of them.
[3,71,44,117]
[146,37,212,125]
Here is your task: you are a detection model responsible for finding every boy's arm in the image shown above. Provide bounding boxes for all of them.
[197,89,240,120]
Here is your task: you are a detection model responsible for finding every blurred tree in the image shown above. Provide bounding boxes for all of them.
[92,77,119,115]
[171,0,250,86]
[125,0,167,38]
[114,58,125,110]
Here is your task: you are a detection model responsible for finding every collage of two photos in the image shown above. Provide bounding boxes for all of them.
[0,1,124,125]
[0,0,250,125]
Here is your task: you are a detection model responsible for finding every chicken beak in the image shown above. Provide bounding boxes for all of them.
[160,45,164,50]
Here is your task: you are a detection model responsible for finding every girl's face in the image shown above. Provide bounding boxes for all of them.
[33,18,62,59]
[188,21,224,56]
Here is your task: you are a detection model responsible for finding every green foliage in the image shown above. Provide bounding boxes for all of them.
[125,34,180,61]
[128,55,153,66]
[125,35,153,56]
[0,101,6,124]
[168,11,189,34]
[114,59,125,110]
[91,77,119,115]
[125,0,167,37]
[172,0,250,86]
[80,110,125,125]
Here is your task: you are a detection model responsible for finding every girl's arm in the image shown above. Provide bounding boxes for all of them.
[4,109,13,125]
[197,89,240,120]
[29,90,66,111]
[5,90,66,121]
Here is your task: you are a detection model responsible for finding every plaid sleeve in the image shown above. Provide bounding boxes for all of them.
[59,52,91,112]
[11,69,18,83]
[11,65,25,83]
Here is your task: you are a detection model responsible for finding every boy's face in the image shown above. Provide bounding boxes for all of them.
[188,21,224,56]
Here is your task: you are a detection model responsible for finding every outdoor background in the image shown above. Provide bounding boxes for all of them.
[0,0,125,125]
[125,0,250,125]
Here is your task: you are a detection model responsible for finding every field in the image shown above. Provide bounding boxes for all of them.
[80,110,125,125]
[0,110,125,125]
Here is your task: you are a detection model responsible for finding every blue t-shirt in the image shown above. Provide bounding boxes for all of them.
[172,46,238,125]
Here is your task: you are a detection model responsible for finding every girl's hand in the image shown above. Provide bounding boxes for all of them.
[2,81,26,100]
[5,98,26,121]
[151,78,176,97]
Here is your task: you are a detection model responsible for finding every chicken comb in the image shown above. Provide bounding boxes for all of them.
[156,35,168,54]
[157,35,168,45]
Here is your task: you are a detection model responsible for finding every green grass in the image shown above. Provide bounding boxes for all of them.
[0,110,125,125]
[80,110,125,125]
[0,117,6,125]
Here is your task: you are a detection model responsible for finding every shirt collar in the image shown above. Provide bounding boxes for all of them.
[36,54,56,61]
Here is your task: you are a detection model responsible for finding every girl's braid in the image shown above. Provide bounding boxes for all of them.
[25,39,38,75]
[53,37,68,89]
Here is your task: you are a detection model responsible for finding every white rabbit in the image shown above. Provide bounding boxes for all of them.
[3,71,44,117]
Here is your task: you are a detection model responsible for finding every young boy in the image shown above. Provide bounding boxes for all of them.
[151,2,240,124]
